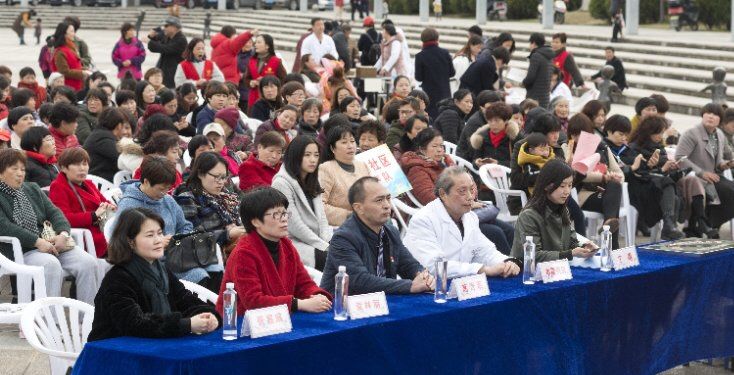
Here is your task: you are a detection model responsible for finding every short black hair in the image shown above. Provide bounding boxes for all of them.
[525,132,549,150]
[310,17,323,26]
[220,25,236,38]
[634,97,657,116]
[51,86,77,104]
[405,114,429,134]
[7,107,33,130]
[322,124,354,162]
[187,135,213,161]
[724,108,734,125]
[701,103,725,119]
[529,32,545,47]
[348,176,380,205]
[158,88,176,105]
[408,89,430,107]
[533,113,562,134]
[467,25,483,36]
[605,46,615,53]
[603,114,632,135]
[19,67,35,79]
[551,32,567,44]
[115,89,136,107]
[357,120,387,143]
[85,88,109,107]
[38,103,54,123]
[11,88,35,109]
[414,127,442,152]
[142,130,180,156]
[97,107,127,132]
[567,113,595,139]
[477,90,503,108]
[283,135,323,199]
[284,73,305,86]
[650,94,670,114]
[49,102,80,129]
[491,47,511,64]
[139,155,177,186]
[20,126,50,152]
[137,113,177,145]
[240,187,289,232]
[187,151,228,195]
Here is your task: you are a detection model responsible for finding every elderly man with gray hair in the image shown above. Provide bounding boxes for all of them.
[404,166,522,279]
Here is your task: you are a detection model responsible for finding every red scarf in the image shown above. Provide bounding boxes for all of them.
[26,150,57,165]
[488,130,507,149]
[422,40,439,49]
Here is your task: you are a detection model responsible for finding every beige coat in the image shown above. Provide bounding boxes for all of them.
[318,160,370,226]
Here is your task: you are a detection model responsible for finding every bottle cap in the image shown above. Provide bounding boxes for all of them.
[226,282,234,289]
[602,225,610,231]
[338,265,346,272]
[525,236,533,241]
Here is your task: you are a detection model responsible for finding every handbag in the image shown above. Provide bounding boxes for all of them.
[473,203,500,223]
[40,221,76,253]
[164,231,219,273]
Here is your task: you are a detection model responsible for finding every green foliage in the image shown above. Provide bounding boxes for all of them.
[507,0,538,19]
[589,0,667,23]
[697,0,731,29]
[589,0,610,20]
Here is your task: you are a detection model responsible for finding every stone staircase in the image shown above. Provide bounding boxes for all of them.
[1,5,731,116]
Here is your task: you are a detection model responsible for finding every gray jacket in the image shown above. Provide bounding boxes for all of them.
[676,123,733,202]
[522,45,554,109]
[271,168,332,268]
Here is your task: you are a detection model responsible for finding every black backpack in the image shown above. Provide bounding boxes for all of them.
[363,31,382,66]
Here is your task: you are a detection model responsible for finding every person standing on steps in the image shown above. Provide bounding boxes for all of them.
[147,17,188,89]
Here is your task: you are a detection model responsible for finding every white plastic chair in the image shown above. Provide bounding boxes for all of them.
[70,229,96,258]
[231,176,240,188]
[0,238,47,324]
[102,187,122,204]
[183,150,193,168]
[86,174,114,193]
[571,182,634,247]
[405,191,424,208]
[449,154,480,176]
[243,117,262,134]
[478,164,526,224]
[180,280,218,304]
[391,198,418,238]
[112,170,132,187]
[103,214,117,242]
[20,297,94,375]
[304,265,323,285]
[443,141,458,156]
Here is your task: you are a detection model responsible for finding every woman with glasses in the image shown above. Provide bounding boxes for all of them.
[21,126,58,188]
[175,152,245,260]
[216,187,332,316]
[76,88,109,145]
[238,131,284,192]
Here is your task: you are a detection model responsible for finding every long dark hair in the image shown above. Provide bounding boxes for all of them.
[135,80,156,110]
[107,207,165,265]
[283,135,323,199]
[258,34,276,57]
[525,159,574,225]
[187,151,228,195]
[182,37,206,61]
[629,115,667,148]
[52,22,72,48]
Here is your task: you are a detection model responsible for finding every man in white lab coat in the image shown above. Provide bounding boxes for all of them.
[404,167,521,279]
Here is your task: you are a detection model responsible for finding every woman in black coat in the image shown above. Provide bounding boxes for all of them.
[88,207,221,341]
[469,102,514,168]
[414,28,454,119]
[432,89,474,144]
[85,107,132,182]
[21,127,58,188]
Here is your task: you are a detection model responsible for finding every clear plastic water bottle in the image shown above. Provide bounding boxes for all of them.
[434,256,448,303]
[523,236,536,285]
[222,282,237,340]
[600,225,613,272]
[334,266,349,321]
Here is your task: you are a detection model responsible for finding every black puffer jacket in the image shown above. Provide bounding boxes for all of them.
[432,100,466,144]
[522,45,554,109]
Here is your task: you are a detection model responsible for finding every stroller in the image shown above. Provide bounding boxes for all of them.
[667,0,699,31]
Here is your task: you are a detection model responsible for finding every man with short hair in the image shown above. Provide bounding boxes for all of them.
[300,18,339,66]
[147,17,188,88]
[321,177,434,295]
[591,46,627,92]
[459,47,509,97]
[550,33,584,89]
[522,33,554,109]
[48,102,80,159]
[405,167,521,278]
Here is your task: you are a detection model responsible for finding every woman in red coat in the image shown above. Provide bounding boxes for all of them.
[216,187,332,316]
[210,27,254,84]
[49,148,117,257]
[50,22,85,92]
[244,34,287,108]
[399,128,454,206]
[238,131,284,191]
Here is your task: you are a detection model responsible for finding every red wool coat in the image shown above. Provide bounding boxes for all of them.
[400,151,455,206]
[238,153,280,192]
[216,232,331,316]
[49,173,110,257]
[17,81,47,110]
[210,31,253,84]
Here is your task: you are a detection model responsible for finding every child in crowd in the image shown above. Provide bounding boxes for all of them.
[17,67,47,110]
[357,119,387,152]
[516,132,554,195]
[433,0,442,21]
[35,18,42,45]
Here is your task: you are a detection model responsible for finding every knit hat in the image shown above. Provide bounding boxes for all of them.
[214,107,239,130]
[202,122,225,137]
[47,72,64,87]
[7,107,34,130]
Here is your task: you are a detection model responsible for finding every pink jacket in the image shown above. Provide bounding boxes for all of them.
[111,37,146,80]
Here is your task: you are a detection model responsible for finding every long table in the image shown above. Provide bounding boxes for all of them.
[72,248,734,375]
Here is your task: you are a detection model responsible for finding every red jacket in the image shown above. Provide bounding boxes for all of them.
[49,173,110,257]
[400,151,454,206]
[238,153,280,192]
[210,31,253,84]
[216,232,331,315]
[48,126,80,159]
[17,81,47,110]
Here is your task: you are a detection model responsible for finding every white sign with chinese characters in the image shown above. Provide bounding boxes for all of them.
[347,291,389,320]
[537,259,573,283]
[240,304,292,339]
[447,274,490,301]
[355,144,412,197]
[611,246,640,270]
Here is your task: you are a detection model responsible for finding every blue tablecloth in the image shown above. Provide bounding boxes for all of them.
[73,248,734,375]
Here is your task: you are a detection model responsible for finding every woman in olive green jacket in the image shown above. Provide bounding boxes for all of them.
[510,159,598,262]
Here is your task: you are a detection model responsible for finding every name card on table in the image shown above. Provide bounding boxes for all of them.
[347,291,389,320]
[612,246,640,270]
[537,259,573,283]
[240,304,292,339]
[447,274,490,301]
